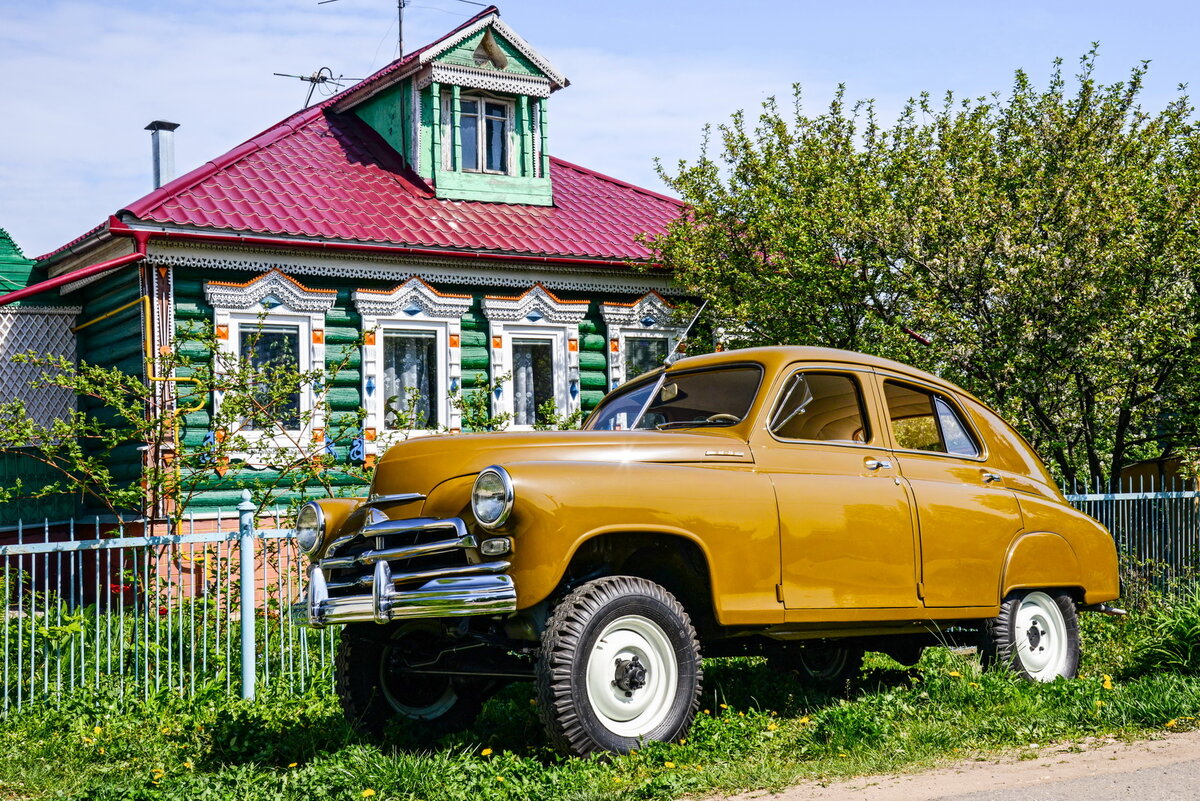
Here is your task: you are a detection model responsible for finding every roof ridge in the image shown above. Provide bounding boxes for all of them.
[549,156,682,207]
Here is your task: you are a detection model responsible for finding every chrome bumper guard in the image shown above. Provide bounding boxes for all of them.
[291,516,517,628]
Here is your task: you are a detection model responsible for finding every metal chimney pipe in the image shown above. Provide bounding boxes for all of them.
[144,120,180,189]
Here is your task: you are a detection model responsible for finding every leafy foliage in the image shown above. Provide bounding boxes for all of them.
[655,49,1200,487]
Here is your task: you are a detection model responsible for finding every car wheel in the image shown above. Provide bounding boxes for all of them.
[536,576,703,757]
[772,642,865,692]
[981,590,1080,681]
[335,621,492,738]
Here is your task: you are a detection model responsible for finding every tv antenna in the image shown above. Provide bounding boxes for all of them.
[317,0,488,60]
[273,67,359,107]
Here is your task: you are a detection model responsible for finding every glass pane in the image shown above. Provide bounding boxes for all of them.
[512,340,554,426]
[460,99,478,114]
[484,102,506,118]
[934,396,979,457]
[460,111,479,171]
[624,337,668,380]
[638,366,762,429]
[884,381,945,453]
[485,115,507,172]
[588,380,656,431]
[240,324,300,429]
[772,372,869,443]
[382,331,438,429]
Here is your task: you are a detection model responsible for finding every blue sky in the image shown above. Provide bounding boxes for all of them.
[1,0,1196,257]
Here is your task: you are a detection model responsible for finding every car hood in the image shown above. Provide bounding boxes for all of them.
[371,429,754,497]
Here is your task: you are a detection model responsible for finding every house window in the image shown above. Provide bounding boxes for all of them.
[512,339,554,425]
[460,97,510,173]
[382,330,439,429]
[239,323,301,430]
[624,336,668,380]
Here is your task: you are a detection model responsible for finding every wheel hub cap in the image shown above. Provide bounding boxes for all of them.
[613,655,648,695]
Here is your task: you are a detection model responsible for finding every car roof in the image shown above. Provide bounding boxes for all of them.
[666,346,980,402]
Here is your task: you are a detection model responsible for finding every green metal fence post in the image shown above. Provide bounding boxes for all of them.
[238,490,257,701]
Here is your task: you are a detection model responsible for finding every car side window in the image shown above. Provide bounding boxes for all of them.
[883,380,980,457]
[770,372,871,443]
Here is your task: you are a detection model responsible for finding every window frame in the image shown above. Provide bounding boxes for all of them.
[600,292,681,391]
[442,90,514,176]
[880,377,986,461]
[766,368,877,449]
[377,322,449,433]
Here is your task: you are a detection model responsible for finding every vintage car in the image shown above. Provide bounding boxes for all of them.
[292,346,1121,756]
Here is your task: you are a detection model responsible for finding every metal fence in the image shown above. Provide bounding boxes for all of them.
[1,479,1198,717]
[1064,475,1199,588]
[1,491,335,715]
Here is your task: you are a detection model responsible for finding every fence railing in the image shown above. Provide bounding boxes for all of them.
[1,479,1197,716]
[1,491,335,715]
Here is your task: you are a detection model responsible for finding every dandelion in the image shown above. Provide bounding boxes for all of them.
[529,698,537,705]
[703,709,711,715]
[838,753,848,758]
[481,748,493,757]
[183,761,193,770]
[496,776,506,782]
[798,716,811,724]
[1103,675,1113,690]
[767,723,778,731]
[98,748,105,755]
[1166,719,1178,728]
[83,737,94,745]
[968,682,981,689]
[664,762,676,769]
[678,738,687,745]
[288,763,298,768]
[719,703,728,709]
[93,726,103,736]
[739,712,745,717]
[1095,700,1105,709]
[362,790,376,798]
[948,670,962,678]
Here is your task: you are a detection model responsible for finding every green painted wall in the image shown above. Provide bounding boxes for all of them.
[437,29,542,76]
[353,82,408,158]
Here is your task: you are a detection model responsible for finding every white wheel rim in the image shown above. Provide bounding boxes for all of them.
[1014,592,1068,681]
[585,614,678,738]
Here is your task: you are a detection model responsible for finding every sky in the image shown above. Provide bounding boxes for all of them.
[1,0,1197,258]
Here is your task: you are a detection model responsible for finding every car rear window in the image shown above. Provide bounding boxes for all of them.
[883,381,980,457]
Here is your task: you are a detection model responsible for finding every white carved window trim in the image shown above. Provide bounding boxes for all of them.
[483,285,587,430]
[204,271,335,452]
[441,88,515,175]
[353,278,472,452]
[601,292,681,390]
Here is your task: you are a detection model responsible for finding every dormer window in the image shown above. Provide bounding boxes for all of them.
[458,96,511,174]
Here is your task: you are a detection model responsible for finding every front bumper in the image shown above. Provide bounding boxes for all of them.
[291,515,517,628]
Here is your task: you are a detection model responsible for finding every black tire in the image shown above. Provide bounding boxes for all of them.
[981,589,1080,681]
[536,576,703,757]
[335,621,492,739]
[772,642,865,693]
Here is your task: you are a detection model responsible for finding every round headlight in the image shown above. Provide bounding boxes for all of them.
[295,502,325,556]
[472,466,514,529]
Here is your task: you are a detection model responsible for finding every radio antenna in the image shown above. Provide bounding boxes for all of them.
[665,300,708,366]
[273,67,359,107]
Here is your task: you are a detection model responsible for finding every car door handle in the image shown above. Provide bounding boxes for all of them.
[983,472,1002,484]
[864,458,893,471]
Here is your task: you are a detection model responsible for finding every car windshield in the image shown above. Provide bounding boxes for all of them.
[585,366,763,431]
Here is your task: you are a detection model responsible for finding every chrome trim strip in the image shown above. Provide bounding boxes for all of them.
[362,516,468,538]
[325,560,511,591]
[365,492,427,506]
[319,534,477,571]
[295,573,517,627]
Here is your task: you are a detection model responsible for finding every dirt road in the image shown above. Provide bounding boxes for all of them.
[728,729,1200,801]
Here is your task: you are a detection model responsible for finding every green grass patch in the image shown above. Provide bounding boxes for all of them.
[3,597,1199,801]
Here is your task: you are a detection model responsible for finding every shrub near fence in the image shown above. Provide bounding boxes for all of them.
[1,492,335,715]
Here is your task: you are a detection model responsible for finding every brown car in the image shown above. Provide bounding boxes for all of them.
[293,346,1120,756]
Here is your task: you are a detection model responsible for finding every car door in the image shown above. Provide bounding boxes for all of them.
[876,376,1024,608]
[751,366,921,610]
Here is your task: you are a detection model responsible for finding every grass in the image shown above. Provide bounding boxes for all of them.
[2,598,1199,801]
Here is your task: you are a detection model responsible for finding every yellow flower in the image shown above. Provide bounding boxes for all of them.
[968,682,981,689]
[1166,719,1177,728]
[798,716,811,724]
[94,726,103,736]
[98,748,105,755]
[481,748,493,757]
[83,737,94,745]
[161,727,171,734]
[948,670,962,678]
[361,790,376,798]
[739,712,745,717]
[703,709,711,715]
[838,753,848,758]
[719,703,728,710]
[664,762,675,769]
[152,769,164,778]
[767,723,778,731]
[496,776,506,782]
[288,763,298,768]
[1095,700,1105,709]
[678,738,687,744]
[1103,675,1113,690]
[529,699,537,705]
[184,761,193,770]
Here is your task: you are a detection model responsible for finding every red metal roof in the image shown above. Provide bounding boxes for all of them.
[62,6,681,265]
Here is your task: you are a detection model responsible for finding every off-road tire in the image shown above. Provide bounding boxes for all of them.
[981,589,1080,681]
[771,642,865,693]
[335,622,490,738]
[536,576,703,757]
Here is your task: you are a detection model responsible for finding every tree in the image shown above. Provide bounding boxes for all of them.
[654,50,1200,488]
